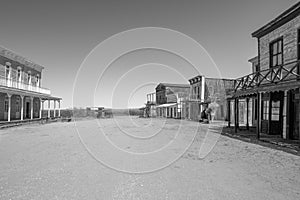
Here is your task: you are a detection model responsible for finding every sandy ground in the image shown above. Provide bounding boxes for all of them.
[0,116,300,200]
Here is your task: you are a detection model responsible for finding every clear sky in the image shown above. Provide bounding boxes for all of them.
[0,0,297,108]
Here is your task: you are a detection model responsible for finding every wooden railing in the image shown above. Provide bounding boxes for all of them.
[234,61,300,91]
[0,75,51,95]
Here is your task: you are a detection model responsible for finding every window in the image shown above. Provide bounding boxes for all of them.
[17,69,21,81]
[5,66,10,79]
[255,64,260,72]
[262,100,269,120]
[36,75,40,87]
[270,38,283,68]
[28,74,31,83]
[271,101,280,121]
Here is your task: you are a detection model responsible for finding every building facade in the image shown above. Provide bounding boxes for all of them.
[155,83,190,119]
[228,2,300,140]
[187,75,234,121]
[0,46,61,123]
[144,92,157,117]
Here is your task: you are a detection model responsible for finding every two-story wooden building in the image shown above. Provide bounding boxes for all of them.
[155,83,190,119]
[228,2,300,140]
[187,75,234,121]
[0,46,61,123]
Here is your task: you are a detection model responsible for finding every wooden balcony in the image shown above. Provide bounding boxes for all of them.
[0,75,51,95]
[234,60,300,92]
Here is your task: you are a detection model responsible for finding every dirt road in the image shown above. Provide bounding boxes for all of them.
[0,117,300,200]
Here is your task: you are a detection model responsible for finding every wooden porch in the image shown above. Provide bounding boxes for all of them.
[228,61,300,143]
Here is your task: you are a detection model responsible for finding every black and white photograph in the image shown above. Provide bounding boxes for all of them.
[0,0,300,199]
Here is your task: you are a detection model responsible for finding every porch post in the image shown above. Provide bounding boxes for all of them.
[188,102,191,120]
[39,99,43,119]
[234,98,238,133]
[282,90,288,139]
[7,94,11,122]
[58,100,61,117]
[53,100,56,118]
[257,92,261,139]
[246,97,249,130]
[48,100,51,118]
[227,100,231,127]
[30,97,33,120]
[20,95,24,121]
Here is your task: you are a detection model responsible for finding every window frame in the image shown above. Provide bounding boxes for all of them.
[271,100,280,121]
[262,100,269,120]
[269,37,283,68]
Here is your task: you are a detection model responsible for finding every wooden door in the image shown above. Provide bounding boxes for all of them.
[269,91,284,135]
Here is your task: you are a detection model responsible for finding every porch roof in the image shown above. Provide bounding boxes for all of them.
[231,81,300,98]
[156,103,177,108]
[0,86,61,100]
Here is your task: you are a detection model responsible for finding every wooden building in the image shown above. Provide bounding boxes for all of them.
[228,2,300,140]
[144,92,157,117]
[155,83,190,119]
[186,75,234,121]
[0,46,61,123]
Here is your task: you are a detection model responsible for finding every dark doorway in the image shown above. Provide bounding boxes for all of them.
[289,90,300,140]
[26,102,30,119]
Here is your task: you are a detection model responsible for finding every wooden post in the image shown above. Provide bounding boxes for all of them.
[228,100,231,127]
[48,100,51,118]
[20,95,24,121]
[58,100,61,117]
[246,97,249,130]
[39,99,43,119]
[53,100,56,118]
[30,97,33,120]
[7,94,11,122]
[282,90,288,139]
[235,98,239,133]
[257,92,260,139]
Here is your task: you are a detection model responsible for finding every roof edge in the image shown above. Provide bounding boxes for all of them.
[252,2,300,38]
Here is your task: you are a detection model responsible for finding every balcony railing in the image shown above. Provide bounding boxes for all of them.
[0,75,51,95]
[234,60,300,91]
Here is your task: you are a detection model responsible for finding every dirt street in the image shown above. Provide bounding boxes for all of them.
[1,117,300,200]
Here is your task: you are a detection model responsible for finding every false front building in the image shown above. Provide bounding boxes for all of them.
[155,83,190,119]
[228,2,300,140]
[187,75,234,121]
[0,46,61,122]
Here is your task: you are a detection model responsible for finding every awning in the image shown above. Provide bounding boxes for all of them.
[156,103,177,108]
[232,81,300,98]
